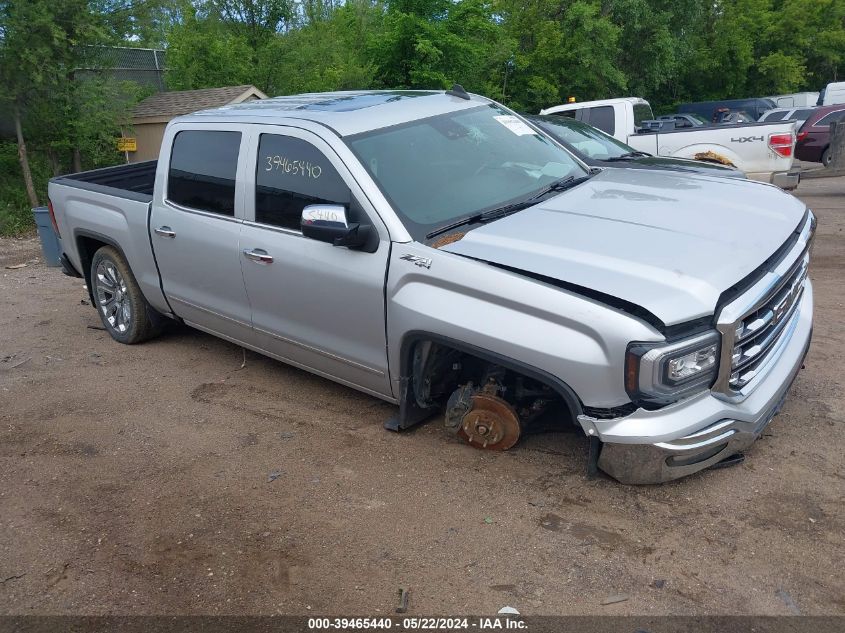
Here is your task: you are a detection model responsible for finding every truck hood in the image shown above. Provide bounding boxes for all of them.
[615,155,745,178]
[441,168,807,327]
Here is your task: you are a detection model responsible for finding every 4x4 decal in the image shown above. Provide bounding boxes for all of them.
[731,135,764,143]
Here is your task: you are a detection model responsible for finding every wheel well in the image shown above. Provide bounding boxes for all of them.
[76,235,126,304]
[399,334,583,431]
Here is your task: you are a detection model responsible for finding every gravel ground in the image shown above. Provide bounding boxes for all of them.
[0,177,843,616]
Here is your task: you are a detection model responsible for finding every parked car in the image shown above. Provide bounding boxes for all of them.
[655,113,709,128]
[525,114,744,178]
[677,98,776,121]
[759,106,816,130]
[540,97,799,188]
[795,104,845,165]
[767,92,819,108]
[817,82,845,106]
[48,89,814,484]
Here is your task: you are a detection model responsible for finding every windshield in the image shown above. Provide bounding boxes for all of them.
[346,104,586,239]
[532,116,633,159]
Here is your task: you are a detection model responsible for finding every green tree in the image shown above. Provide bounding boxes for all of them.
[765,0,845,91]
[0,0,105,206]
[496,0,625,112]
[166,12,255,89]
[270,1,381,93]
[369,0,503,92]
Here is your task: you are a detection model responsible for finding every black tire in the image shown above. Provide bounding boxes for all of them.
[90,245,164,344]
[822,147,832,167]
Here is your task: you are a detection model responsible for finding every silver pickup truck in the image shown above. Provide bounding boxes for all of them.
[48,89,815,484]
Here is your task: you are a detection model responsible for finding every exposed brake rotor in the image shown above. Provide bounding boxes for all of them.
[456,393,521,451]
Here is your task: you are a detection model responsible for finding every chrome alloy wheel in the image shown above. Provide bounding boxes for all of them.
[95,260,131,333]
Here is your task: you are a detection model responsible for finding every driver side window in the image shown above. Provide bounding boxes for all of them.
[255,134,350,231]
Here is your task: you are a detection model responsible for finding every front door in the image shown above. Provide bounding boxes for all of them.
[238,128,392,398]
[150,127,254,345]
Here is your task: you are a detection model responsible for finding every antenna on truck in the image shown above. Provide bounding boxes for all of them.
[446,84,471,100]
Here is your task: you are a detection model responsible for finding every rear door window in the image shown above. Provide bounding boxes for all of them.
[633,103,655,127]
[168,130,241,216]
[586,106,615,135]
[255,134,350,231]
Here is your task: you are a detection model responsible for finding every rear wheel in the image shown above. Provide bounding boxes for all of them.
[822,147,832,167]
[90,245,163,344]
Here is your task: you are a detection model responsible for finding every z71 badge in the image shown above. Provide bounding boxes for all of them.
[400,254,432,269]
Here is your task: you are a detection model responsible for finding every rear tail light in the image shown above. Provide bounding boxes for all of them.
[797,131,808,142]
[768,133,794,158]
[47,198,61,238]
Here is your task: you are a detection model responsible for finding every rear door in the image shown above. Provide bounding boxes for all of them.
[238,126,393,398]
[150,125,254,344]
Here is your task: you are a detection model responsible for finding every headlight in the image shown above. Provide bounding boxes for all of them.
[625,332,720,406]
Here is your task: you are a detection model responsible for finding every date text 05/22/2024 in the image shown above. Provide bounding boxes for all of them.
[307,617,527,630]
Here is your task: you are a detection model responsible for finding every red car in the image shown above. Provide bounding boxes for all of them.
[795,104,845,166]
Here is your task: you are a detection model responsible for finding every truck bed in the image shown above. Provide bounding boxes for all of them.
[48,160,168,315]
[52,161,156,202]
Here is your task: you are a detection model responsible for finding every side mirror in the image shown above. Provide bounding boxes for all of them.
[301,204,369,249]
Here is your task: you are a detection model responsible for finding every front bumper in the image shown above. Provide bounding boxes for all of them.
[588,282,813,484]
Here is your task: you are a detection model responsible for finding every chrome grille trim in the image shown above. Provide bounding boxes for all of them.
[712,212,815,400]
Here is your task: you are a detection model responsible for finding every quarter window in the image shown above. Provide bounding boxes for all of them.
[168,130,241,216]
[762,111,788,122]
[256,135,350,231]
[815,110,845,127]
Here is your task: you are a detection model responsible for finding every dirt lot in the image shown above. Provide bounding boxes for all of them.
[1,177,843,617]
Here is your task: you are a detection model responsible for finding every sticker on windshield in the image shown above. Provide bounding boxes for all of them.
[494,115,537,136]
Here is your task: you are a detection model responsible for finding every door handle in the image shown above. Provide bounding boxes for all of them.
[243,248,273,264]
[154,226,175,238]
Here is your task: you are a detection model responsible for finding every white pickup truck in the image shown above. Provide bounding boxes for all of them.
[541,97,800,189]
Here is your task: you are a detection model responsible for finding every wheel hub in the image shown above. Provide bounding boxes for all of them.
[94,260,132,334]
[457,393,521,451]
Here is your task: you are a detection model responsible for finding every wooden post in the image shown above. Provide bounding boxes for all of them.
[829,120,845,169]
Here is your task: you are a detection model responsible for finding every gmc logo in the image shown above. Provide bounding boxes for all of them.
[772,274,804,327]
[731,136,764,143]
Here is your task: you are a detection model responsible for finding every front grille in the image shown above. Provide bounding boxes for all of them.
[729,253,808,389]
[713,212,814,397]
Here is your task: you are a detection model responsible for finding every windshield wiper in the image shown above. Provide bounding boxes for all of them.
[425,212,486,239]
[520,173,593,203]
[425,173,594,240]
[606,151,651,161]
